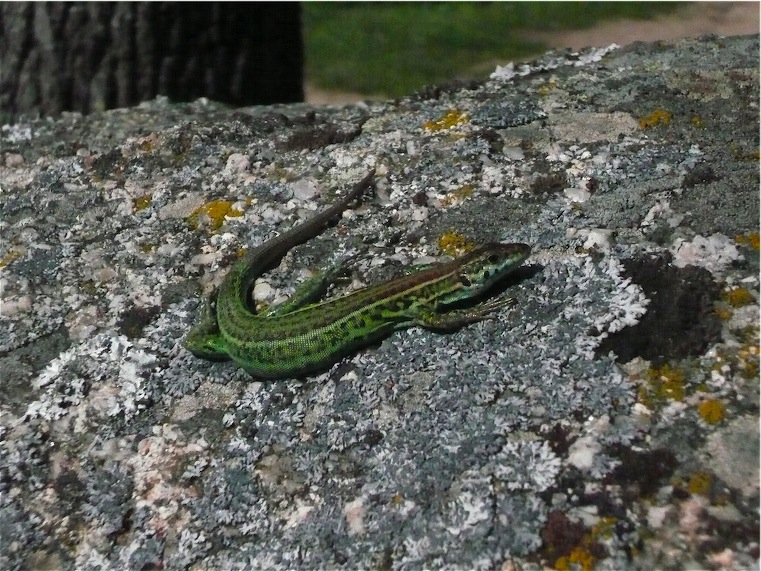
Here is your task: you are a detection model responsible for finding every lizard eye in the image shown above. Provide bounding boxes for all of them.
[459,274,472,287]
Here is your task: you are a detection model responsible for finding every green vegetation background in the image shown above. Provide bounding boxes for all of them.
[303,2,681,97]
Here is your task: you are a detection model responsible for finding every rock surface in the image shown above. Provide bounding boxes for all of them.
[1,34,758,571]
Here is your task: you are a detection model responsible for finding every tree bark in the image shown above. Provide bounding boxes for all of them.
[1,2,304,121]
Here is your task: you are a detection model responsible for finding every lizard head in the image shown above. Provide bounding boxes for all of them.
[445,242,531,302]
[184,296,231,361]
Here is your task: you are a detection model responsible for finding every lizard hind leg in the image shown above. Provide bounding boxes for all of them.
[263,260,352,317]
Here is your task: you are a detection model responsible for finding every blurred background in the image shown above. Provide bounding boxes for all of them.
[303,1,760,103]
[2,2,758,121]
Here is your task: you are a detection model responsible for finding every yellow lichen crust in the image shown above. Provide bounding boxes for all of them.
[188,200,244,231]
[638,108,672,129]
[689,472,712,495]
[735,231,760,251]
[441,184,475,207]
[698,399,726,424]
[722,287,755,308]
[736,343,759,380]
[554,518,616,571]
[714,307,733,321]
[132,194,152,212]
[711,330,759,382]
[638,364,686,407]
[437,232,474,257]
[730,145,760,161]
[537,80,558,96]
[0,250,21,269]
[423,109,468,132]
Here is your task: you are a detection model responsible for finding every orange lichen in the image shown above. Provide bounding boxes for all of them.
[437,232,474,257]
[698,399,726,424]
[423,109,468,132]
[639,109,672,129]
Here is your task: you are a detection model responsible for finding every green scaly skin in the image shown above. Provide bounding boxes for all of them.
[185,169,531,379]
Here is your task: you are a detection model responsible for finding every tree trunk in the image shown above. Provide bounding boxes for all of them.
[1,2,303,121]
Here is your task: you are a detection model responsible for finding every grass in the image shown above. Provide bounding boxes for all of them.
[303,2,683,98]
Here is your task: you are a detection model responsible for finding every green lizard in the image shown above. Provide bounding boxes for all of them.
[185,169,531,378]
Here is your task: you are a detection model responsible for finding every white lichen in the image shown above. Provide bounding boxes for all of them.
[671,233,742,274]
